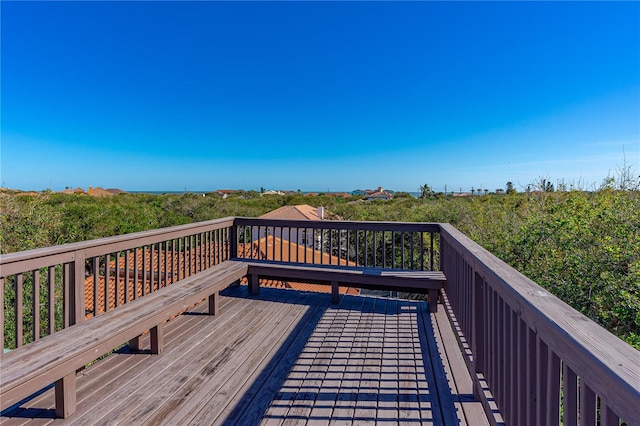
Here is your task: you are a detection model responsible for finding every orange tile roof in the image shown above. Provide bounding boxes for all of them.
[84,235,360,319]
[240,235,355,266]
[259,204,322,221]
[239,236,359,295]
[84,245,221,318]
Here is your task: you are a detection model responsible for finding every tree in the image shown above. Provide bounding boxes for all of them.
[419,184,433,199]
[506,182,516,194]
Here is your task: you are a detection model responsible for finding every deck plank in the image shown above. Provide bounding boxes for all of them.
[431,307,490,426]
[2,286,491,426]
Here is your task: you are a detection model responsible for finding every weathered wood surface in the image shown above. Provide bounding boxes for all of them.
[243,261,446,312]
[0,260,248,417]
[1,286,488,425]
[440,223,640,425]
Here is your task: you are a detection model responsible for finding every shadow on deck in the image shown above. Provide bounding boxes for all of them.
[1,286,488,425]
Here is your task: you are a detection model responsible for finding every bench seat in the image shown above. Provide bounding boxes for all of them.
[241,260,446,312]
[0,260,248,418]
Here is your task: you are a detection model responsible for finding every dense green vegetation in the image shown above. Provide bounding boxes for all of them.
[1,185,638,348]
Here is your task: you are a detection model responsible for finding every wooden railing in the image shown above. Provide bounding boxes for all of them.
[440,223,639,426]
[0,218,234,350]
[2,218,638,425]
[234,217,440,271]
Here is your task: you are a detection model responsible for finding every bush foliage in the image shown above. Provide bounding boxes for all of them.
[1,188,638,348]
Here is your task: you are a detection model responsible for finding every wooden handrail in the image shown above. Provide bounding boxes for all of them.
[0,217,235,275]
[439,222,640,425]
[1,217,235,350]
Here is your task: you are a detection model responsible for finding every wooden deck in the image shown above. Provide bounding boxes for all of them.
[1,286,489,425]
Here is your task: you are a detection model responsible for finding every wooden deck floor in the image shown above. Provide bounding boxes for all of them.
[1,286,489,425]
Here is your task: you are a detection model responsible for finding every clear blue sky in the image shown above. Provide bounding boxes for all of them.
[2,1,638,193]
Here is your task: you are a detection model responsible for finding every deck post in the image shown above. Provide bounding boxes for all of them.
[331,281,339,304]
[150,325,164,354]
[71,250,87,325]
[54,372,76,418]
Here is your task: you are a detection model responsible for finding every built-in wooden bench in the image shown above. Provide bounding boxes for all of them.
[0,260,248,419]
[241,260,447,312]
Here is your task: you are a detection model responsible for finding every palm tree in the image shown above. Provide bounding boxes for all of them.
[420,184,432,199]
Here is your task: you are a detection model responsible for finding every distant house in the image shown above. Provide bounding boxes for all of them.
[325,192,350,198]
[254,204,326,249]
[365,186,393,201]
[261,189,285,196]
[216,189,237,199]
[105,188,126,195]
[89,187,115,197]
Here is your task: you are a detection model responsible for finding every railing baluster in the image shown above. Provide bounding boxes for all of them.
[410,232,415,269]
[151,243,157,291]
[63,263,71,328]
[401,232,405,269]
[600,401,620,426]
[187,236,191,274]
[157,242,162,287]
[509,310,518,425]
[563,364,578,425]
[272,227,276,261]
[133,249,139,300]
[142,249,148,296]
[546,350,561,426]
[536,337,548,426]
[48,266,55,334]
[216,229,221,263]
[15,273,23,347]
[104,254,111,312]
[580,380,596,425]
[178,238,183,279]
[32,269,40,341]
[490,288,497,401]
[527,327,537,425]
[115,252,120,307]
[430,232,434,271]
[164,240,169,286]
[124,249,130,303]
[518,318,527,425]
[199,233,204,272]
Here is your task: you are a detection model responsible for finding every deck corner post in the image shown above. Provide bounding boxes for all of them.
[209,292,219,315]
[54,372,76,418]
[150,325,164,354]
